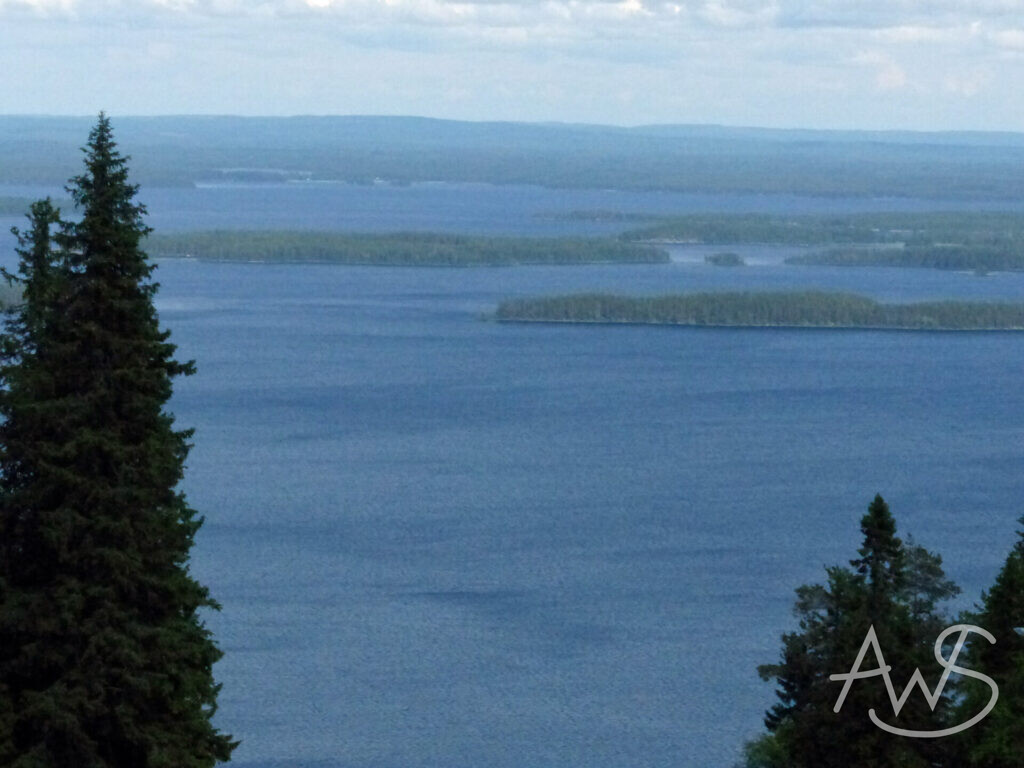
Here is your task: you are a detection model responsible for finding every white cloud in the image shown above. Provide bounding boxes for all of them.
[991,28,1024,48]
[1,0,1024,128]
[853,51,910,91]
[1,0,1023,43]
[877,62,908,90]
[944,69,991,95]
[873,25,959,44]
[697,0,776,28]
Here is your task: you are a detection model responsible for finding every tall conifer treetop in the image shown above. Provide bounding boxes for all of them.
[954,516,1024,767]
[852,494,905,612]
[0,114,235,768]
[746,495,960,768]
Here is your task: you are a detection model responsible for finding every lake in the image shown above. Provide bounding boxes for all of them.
[3,183,1024,767]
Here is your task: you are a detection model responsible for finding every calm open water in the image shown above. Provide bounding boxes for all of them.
[3,184,1024,766]
[162,258,1022,768]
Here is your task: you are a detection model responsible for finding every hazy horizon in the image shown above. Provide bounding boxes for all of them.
[5,113,1024,139]
[4,0,1024,132]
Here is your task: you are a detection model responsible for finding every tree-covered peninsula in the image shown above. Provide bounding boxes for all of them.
[145,231,669,266]
[786,244,1024,272]
[494,291,1024,330]
[624,211,1024,248]
[622,211,1024,272]
[625,213,891,245]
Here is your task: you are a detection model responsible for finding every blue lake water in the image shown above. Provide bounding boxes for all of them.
[3,183,1024,766]
[155,257,1022,768]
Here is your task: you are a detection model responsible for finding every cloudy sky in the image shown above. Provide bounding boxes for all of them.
[2,0,1024,130]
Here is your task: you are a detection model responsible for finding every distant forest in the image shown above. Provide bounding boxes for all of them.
[145,231,669,266]
[495,291,1024,330]
[4,116,1024,199]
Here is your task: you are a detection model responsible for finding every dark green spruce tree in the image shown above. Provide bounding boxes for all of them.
[744,495,960,768]
[0,115,235,767]
[950,516,1024,767]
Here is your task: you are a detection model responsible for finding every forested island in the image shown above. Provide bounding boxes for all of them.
[624,211,1024,247]
[622,211,1024,272]
[145,231,669,266]
[494,291,1024,330]
[626,213,891,245]
[143,213,1024,270]
[786,245,1024,272]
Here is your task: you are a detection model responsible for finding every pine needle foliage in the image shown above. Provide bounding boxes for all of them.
[745,495,960,768]
[0,114,236,768]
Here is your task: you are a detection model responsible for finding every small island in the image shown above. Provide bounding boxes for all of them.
[705,252,745,267]
[144,231,669,266]
[494,291,1024,330]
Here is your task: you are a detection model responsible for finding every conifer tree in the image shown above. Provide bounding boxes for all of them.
[953,517,1024,767]
[745,495,959,768]
[0,115,235,768]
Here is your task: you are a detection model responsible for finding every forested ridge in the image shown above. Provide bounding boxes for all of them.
[4,116,1024,199]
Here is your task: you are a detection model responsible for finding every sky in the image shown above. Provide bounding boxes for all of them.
[2,0,1024,130]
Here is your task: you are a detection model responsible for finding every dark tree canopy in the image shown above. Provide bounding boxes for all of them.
[746,495,960,768]
[953,518,1024,767]
[0,114,235,768]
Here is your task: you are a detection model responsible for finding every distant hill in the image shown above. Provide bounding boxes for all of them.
[3,115,1024,198]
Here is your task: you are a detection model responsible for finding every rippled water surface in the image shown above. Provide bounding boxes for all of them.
[3,183,1023,767]
[160,258,1023,768]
